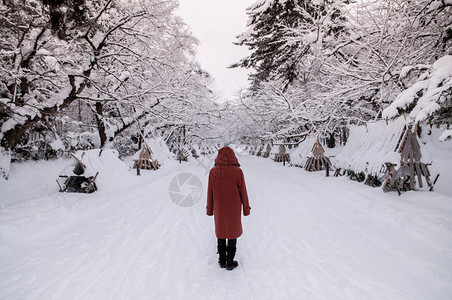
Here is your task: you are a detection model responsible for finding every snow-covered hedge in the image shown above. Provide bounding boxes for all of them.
[132,137,174,165]
[269,144,281,160]
[332,118,408,177]
[290,137,317,167]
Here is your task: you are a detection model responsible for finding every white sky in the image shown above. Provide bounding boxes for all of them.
[175,0,255,101]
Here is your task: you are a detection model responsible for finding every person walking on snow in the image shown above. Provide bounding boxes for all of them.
[207,146,251,270]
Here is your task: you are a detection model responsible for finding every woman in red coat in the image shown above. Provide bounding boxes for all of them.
[207,146,250,270]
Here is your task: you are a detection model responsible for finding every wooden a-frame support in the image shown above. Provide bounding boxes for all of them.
[381,125,437,194]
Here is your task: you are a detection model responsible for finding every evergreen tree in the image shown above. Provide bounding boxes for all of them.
[231,0,350,90]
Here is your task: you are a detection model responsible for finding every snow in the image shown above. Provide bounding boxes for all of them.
[431,55,452,80]
[420,127,452,196]
[78,131,100,149]
[269,143,280,159]
[398,64,430,80]
[144,137,174,164]
[50,140,64,151]
[304,31,318,44]
[130,137,175,167]
[119,71,130,82]
[239,0,289,42]
[382,80,429,119]
[290,137,316,166]
[439,129,452,142]
[0,74,75,137]
[246,0,273,14]
[289,137,337,167]
[91,31,105,49]
[383,55,452,131]
[333,117,409,177]
[1,151,452,299]
[0,148,11,179]
[70,149,129,185]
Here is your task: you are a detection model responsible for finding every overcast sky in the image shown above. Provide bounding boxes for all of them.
[175,0,256,101]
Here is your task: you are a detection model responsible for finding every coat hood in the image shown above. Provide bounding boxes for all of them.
[214,147,240,167]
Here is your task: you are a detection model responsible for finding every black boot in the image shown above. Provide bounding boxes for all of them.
[226,246,239,270]
[217,245,227,268]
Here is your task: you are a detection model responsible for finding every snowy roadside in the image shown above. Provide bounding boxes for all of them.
[0,154,451,299]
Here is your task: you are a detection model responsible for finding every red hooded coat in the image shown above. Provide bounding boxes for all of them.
[206,147,251,239]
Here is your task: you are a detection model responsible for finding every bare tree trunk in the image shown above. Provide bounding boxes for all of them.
[95,102,107,148]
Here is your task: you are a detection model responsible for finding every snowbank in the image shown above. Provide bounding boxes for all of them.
[70,149,131,190]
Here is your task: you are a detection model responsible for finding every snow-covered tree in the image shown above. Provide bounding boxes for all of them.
[382,55,452,140]
[1,1,90,151]
[232,80,349,144]
[334,0,452,119]
[232,0,452,144]
[0,0,219,155]
[231,0,351,90]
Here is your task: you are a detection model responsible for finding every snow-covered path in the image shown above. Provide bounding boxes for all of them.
[1,154,452,299]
